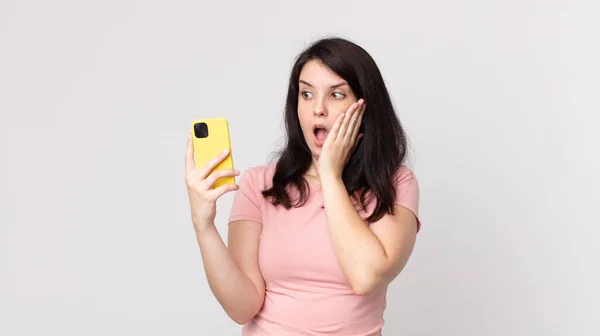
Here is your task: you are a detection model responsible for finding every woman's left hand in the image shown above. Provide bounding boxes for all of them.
[318,99,365,180]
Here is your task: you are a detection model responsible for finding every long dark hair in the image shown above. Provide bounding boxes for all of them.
[262,37,408,223]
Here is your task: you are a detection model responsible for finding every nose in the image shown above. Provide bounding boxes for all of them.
[313,99,327,117]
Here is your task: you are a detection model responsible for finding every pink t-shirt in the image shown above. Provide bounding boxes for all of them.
[228,164,420,336]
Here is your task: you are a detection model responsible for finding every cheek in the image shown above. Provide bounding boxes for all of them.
[297,104,312,126]
[336,101,353,114]
[297,101,310,116]
[330,105,350,122]
[297,113,311,134]
[331,111,344,121]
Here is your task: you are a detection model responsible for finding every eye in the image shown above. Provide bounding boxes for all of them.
[300,91,313,99]
[332,92,345,99]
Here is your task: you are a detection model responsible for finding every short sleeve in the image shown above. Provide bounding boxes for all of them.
[394,166,421,232]
[228,168,263,224]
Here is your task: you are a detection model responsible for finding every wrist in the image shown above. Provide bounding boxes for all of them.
[319,172,343,186]
[194,220,216,236]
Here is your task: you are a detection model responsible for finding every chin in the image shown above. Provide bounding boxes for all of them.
[310,146,321,158]
[303,136,321,159]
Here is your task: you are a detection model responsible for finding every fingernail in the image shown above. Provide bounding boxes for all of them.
[223,149,230,154]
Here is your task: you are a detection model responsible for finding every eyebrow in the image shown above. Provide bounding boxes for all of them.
[299,79,348,89]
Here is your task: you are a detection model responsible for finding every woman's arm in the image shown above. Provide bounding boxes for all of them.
[320,175,418,295]
[316,100,419,296]
[196,220,265,324]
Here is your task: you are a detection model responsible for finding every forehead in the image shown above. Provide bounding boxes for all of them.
[299,60,345,86]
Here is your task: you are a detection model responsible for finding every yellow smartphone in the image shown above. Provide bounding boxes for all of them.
[191,118,235,188]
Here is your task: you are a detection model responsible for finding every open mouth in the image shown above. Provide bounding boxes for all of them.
[313,125,329,146]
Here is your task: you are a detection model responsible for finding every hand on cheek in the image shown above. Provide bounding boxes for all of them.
[318,99,365,180]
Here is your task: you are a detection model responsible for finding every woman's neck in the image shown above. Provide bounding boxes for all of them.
[304,160,321,185]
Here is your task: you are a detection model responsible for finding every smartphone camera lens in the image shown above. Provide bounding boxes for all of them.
[194,122,209,138]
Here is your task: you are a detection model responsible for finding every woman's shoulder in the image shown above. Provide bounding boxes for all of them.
[392,164,419,198]
[394,164,418,183]
[392,164,420,222]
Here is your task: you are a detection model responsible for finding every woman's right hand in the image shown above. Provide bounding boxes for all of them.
[185,133,240,233]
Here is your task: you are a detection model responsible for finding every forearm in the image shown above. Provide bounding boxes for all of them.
[195,224,262,323]
[320,175,388,294]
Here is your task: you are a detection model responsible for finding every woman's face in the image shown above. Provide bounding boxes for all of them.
[297,60,358,159]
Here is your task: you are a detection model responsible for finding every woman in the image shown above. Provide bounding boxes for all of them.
[185,37,421,336]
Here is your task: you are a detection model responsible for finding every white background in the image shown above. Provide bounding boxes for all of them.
[1,0,599,335]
